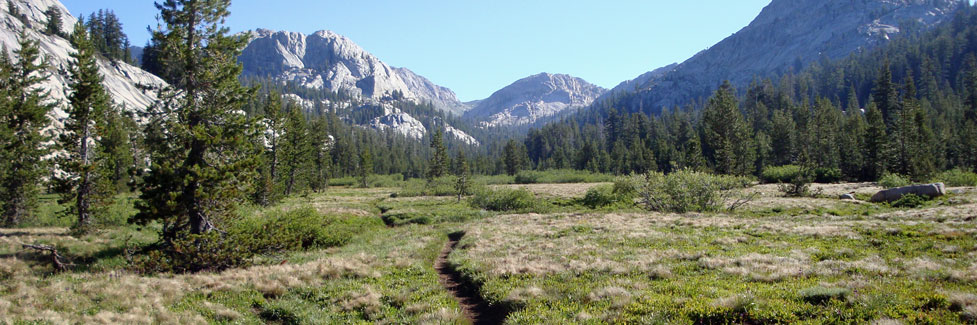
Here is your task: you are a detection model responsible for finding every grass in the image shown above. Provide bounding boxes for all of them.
[3,180,976,324]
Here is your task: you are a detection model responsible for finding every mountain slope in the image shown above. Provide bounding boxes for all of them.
[0,0,167,131]
[465,73,606,127]
[602,0,966,113]
[239,29,469,116]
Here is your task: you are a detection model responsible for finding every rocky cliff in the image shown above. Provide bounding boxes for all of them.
[0,0,167,131]
[465,73,606,127]
[603,0,966,112]
[239,29,469,116]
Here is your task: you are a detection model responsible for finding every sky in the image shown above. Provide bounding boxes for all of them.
[60,0,774,101]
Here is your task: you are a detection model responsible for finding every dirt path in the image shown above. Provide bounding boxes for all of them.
[435,232,508,325]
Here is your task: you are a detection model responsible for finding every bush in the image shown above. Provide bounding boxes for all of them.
[799,286,850,305]
[470,188,543,212]
[638,170,754,213]
[777,167,815,197]
[761,165,803,184]
[930,169,977,187]
[514,171,541,184]
[814,167,842,183]
[398,177,464,197]
[879,173,911,189]
[891,193,928,208]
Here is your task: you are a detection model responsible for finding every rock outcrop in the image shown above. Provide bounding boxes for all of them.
[603,0,966,112]
[0,0,167,131]
[871,183,946,203]
[239,29,469,116]
[465,73,606,127]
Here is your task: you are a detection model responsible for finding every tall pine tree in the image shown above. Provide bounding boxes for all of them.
[0,33,56,227]
[55,23,116,232]
[133,0,257,240]
[702,81,755,175]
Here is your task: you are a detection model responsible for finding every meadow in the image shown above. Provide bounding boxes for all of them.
[1,175,975,324]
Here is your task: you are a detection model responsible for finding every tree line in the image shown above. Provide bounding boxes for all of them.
[523,4,977,181]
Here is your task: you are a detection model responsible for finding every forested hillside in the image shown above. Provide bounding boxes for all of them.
[522,4,977,181]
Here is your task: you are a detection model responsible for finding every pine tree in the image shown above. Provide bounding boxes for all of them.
[44,7,63,36]
[807,98,842,170]
[454,151,470,202]
[873,60,900,126]
[503,139,524,176]
[280,102,311,196]
[133,0,257,240]
[357,149,373,188]
[427,129,448,180]
[864,102,888,181]
[54,23,116,232]
[839,111,867,180]
[308,116,332,193]
[702,81,755,175]
[0,33,56,227]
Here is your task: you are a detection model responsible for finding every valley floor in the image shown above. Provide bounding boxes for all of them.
[1,183,976,324]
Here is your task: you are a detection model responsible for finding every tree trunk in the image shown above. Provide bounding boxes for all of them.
[76,123,92,230]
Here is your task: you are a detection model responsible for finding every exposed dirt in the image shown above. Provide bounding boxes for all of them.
[435,232,508,325]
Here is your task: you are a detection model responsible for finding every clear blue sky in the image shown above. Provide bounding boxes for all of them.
[61,0,773,101]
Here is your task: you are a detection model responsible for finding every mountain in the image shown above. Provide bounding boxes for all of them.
[601,0,966,113]
[239,29,469,116]
[0,0,166,131]
[465,73,607,127]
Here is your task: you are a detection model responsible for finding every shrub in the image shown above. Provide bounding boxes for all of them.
[508,169,615,185]
[799,286,850,305]
[514,171,541,184]
[580,185,617,209]
[398,177,465,197]
[778,168,815,197]
[891,193,928,208]
[638,170,754,213]
[879,173,911,189]
[814,167,842,183]
[761,165,803,184]
[930,169,977,187]
[470,188,543,212]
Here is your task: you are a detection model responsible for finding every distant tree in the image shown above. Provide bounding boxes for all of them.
[702,81,755,175]
[454,151,471,201]
[44,7,63,37]
[839,110,867,180]
[864,102,888,181]
[280,102,311,196]
[357,149,373,188]
[0,33,57,227]
[54,23,116,232]
[873,60,899,126]
[503,139,525,176]
[427,129,448,180]
[308,116,332,193]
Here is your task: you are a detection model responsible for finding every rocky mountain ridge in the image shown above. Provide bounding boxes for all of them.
[239,29,469,116]
[465,73,607,127]
[602,0,967,112]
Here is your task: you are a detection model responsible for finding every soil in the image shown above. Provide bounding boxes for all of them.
[434,232,508,325]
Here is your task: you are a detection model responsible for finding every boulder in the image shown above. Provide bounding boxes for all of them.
[839,193,857,200]
[870,183,946,203]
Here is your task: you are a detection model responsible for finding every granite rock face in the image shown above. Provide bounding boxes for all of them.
[239,29,469,116]
[604,0,966,112]
[465,73,606,127]
[0,0,167,132]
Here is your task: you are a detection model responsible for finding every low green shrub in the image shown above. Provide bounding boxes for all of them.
[891,193,928,208]
[799,286,850,305]
[879,173,911,189]
[638,170,754,213]
[509,169,615,184]
[579,176,641,209]
[580,185,618,209]
[814,167,842,183]
[398,177,461,197]
[930,169,977,187]
[761,165,803,184]
[514,171,542,184]
[470,188,544,212]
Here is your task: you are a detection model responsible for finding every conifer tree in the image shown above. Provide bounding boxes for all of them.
[427,129,448,180]
[873,60,900,126]
[308,116,332,193]
[864,102,888,181]
[280,102,311,196]
[44,7,62,36]
[503,139,524,176]
[0,33,56,227]
[55,23,115,232]
[357,149,373,188]
[454,150,470,202]
[702,81,755,175]
[839,111,867,180]
[133,0,257,240]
